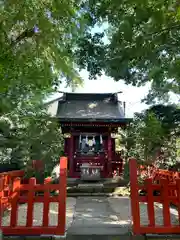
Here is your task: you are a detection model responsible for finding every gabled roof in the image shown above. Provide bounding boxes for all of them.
[56,92,128,123]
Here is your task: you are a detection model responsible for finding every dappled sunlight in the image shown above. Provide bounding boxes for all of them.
[139,202,179,226]
[2,198,77,229]
[70,196,132,229]
[88,102,98,109]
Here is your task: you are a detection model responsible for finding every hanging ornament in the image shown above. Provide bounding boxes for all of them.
[79,134,82,144]
[100,134,103,144]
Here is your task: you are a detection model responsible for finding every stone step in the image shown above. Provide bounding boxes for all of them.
[66,234,144,240]
[67,185,130,196]
[67,192,113,197]
[4,234,180,240]
[2,234,145,240]
[67,177,128,187]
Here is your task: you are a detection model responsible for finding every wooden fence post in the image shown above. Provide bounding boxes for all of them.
[129,158,141,234]
[57,156,67,235]
[161,179,171,227]
[10,177,21,227]
[26,178,36,227]
[176,179,180,224]
[0,177,4,225]
[145,178,155,226]
[43,178,51,227]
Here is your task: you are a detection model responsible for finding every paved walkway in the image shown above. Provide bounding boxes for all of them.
[68,197,131,235]
[2,196,179,236]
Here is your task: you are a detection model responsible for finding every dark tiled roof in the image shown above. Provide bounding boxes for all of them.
[56,93,125,122]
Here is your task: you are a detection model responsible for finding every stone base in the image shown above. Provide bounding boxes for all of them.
[66,234,145,240]
[3,235,145,240]
[78,183,103,188]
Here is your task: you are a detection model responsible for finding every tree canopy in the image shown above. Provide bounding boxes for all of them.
[1,0,180,110]
[75,0,180,102]
[0,0,86,114]
[121,104,180,168]
[0,101,63,178]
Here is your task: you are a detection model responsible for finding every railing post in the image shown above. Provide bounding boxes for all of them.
[161,179,171,227]
[57,156,67,235]
[43,178,51,227]
[145,178,155,226]
[129,158,141,234]
[26,178,36,227]
[10,177,21,227]
[0,177,4,225]
[176,179,180,224]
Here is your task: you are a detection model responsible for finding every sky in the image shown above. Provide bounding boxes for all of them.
[47,70,150,118]
[47,69,179,118]
[47,23,179,118]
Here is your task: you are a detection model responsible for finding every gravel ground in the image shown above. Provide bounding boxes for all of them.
[108,196,179,226]
[2,197,76,230]
[139,202,179,226]
[1,196,179,232]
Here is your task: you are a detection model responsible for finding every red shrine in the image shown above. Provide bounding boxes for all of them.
[56,92,131,179]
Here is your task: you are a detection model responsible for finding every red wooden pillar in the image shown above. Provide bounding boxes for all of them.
[107,132,112,177]
[68,133,74,177]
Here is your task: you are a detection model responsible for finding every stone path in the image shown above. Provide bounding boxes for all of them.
[68,197,131,235]
[2,196,179,236]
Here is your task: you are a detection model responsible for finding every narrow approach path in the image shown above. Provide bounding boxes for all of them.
[68,197,131,235]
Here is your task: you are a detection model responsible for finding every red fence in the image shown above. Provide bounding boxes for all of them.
[0,157,67,237]
[130,158,180,235]
[153,169,180,184]
[0,170,24,212]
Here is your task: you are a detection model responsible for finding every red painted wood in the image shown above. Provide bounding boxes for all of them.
[107,133,112,177]
[43,178,51,227]
[129,158,141,234]
[161,179,171,227]
[176,179,180,224]
[1,226,66,236]
[65,127,123,178]
[0,170,24,212]
[0,170,24,178]
[10,178,21,227]
[1,156,67,237]
[32,160,44,171]
[130,158,180,235]
[145,179,155,226]
[26,178,36,227]
[69,135,74,177]
[130,226,180,234]
[57,157,67,235]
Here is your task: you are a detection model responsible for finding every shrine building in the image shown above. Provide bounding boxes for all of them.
[47,92,131,180]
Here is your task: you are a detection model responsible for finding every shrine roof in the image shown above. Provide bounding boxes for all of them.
[56,93,129,123]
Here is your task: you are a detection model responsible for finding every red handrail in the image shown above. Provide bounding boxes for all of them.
[130,158,180,235]
[1,156,67,237]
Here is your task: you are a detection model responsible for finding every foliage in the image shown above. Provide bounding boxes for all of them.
[0,102,64,178]
[120,104,180,168]
[0,0,86,115]
[75,0,180,102]
[0,1,89,178]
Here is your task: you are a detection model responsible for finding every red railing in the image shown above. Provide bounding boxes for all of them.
[139,164,180,180]
[0,157,67,237]
[130,158,180,235]
[0,170,24,212]
[153,169,180,183]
